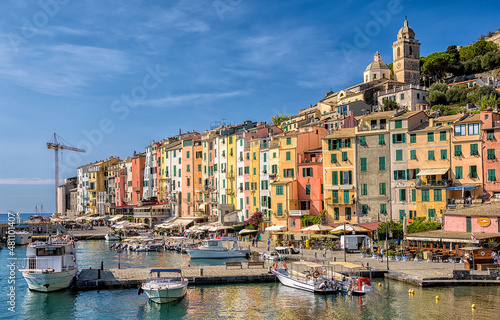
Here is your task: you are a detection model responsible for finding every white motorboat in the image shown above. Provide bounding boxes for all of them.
[261,251,284,262]
[271,261,341,294]
[139,269,188,304]
[19,237,78,292]
[14,231,32,245]
[186,238,250,259]
[105,231,121,241]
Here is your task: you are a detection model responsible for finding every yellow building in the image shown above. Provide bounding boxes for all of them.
[450,114,484,201]
[88,157,120,215]
[323,128,356,223]
[249,139,260,213]
[227,133,237,206]
[408,118,451,218]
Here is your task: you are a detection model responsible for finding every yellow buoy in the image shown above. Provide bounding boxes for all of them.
[378,283,382,287]
[408,289,412,293]
[435,296,440,300]
[471,304,476,309]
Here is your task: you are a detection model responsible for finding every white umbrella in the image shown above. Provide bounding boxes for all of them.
[301,224,334,232]
[265,225,286,231]
[330,224,368,233]
[239,229,258,235]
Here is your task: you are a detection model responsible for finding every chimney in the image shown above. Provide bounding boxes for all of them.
[179,129,181,136]
[429,118,434,127]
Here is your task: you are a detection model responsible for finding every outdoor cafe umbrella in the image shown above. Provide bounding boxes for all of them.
[330,224,368,233]
[239,229,258,235]
[301,224,334,232]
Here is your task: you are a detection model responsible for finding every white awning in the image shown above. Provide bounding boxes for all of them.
[265,225,286,231]
[417,168,449,176]
[109,215,123,222]
[177,218,196,227]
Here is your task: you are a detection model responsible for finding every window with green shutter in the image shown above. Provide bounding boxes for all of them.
[441,149,447,160]
[378,134,385,145]
[395,120,402,129]
[360,158,367,172]
[399,189,406,201]
[470,144,478,156]
[379,183,386,195]
[411,189,416,202]
[488,169,496,181]
[343,190,350,204]
[410,134,416,143]
[305,184,311,195]
[277,203,283,216]
[399,210,405,222]
[361,183,367,195]
[428,150,434,160]
[428,209,436,218]
[434,189,442,201]
[342,152,348,161]
[332,190,338,203]
[454,145,462,156]
[466,216,471,232]
[455,166,463,179]
[410,150,416,160]
[331,154,337,163]
[396,150,403,161]
[422,189,429,202]
[276,186,283,195]
[345,207,351,220]
[427,132,434,142]
[362,204,368,214]
[470,165,477,178]
[379,157,385,171]
[487,130,495,141]
[380,203,387,214]
[360,136,366,146]
[286,137,291,145]
[332,171,338,185]
[334,208,339,220]
[286,151,291,160]
[487,149,495,160]
[440,131,446,141]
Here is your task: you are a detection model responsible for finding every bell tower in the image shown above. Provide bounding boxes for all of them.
[392,19,421,86]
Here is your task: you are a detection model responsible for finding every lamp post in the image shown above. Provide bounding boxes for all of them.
[385,216,389,271]
[343,222,347,262]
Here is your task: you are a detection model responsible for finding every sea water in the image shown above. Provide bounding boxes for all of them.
[1,237,500,319]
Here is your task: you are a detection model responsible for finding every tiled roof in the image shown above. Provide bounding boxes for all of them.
[359,110,395,120]
[392,110,423,120]
[455,114,481,124]
[443,202,500,217]
[406,230,500,240]
[323,128,356,139]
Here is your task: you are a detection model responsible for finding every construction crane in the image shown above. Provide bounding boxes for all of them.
[47,133,85,214]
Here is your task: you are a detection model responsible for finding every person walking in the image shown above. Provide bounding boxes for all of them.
[267,238,271,251]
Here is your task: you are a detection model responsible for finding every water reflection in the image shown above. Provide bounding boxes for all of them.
[23,289,77,319]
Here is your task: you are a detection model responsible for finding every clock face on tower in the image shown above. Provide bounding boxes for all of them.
[396,62,401,70]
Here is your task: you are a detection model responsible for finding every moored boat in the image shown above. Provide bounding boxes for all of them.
[271,261,341,294]
[139,269,188,304]
[19,237,78,292]
[186,238,250,259]
[105,231,121,241]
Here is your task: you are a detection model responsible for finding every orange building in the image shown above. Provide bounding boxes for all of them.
[481,111,500,198]
[131,153,146,206]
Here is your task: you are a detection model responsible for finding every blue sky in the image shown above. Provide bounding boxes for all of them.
[0,0,499,213]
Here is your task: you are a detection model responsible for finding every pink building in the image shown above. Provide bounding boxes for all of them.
[444,203,500,234]
[114,168,127,207]
[131,153,145,206]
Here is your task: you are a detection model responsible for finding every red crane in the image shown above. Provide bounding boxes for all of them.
[47,133,85,214]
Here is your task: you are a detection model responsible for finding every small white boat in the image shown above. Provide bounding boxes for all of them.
[19,237,78,292]
[186,238,250,259]
[261,251,284,262]
[105,231,121,241]
[139,269,188,304]
[14,231,32,245]
[271,261,341,294]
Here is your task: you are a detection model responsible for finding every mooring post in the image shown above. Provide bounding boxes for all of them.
[98,268,101,279]
[101,261,103,270]
[200,268,203,276]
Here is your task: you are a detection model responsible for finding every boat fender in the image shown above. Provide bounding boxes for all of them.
[312,270,320,278]
[283,262,287,269]
[138,285,144,295]
[272,262,278,270]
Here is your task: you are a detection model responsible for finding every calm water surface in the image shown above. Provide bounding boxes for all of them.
[1,240,499,319]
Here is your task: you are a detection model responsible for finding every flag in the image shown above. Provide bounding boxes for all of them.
[471,232,476,241]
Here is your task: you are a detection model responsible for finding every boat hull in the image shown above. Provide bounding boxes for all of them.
[272,268,341,294]
[143,284,187,304]
[186,249,249,259]
[21,269,77,292]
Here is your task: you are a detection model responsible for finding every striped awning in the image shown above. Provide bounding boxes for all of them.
[417,168,449,176]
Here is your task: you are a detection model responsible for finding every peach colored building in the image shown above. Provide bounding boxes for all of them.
[131,153,146,206]
[481,111,500,198]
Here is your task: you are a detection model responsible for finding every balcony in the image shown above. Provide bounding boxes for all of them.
[227,172,235,179]
[415,180,451,188]
[260,143,269,149]
[289,210,310,216]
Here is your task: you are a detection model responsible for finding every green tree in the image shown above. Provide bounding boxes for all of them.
[459,39,498,61]
[427,82,448,106]
[421,52,455,81]
[376,220,403,239]
[380,99,398,111]
[406,217,441,234]
[446,85,467,104]
[271,114,290,127]
[430,104,461,115]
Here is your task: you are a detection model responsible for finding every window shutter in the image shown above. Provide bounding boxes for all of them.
[347,138,351,147]
[336,139,340,150]
[283,169,286,177]
[406,169,410,179]
[339,171,343,185]
[402,170,406,180]
[302,168,306,177]
[402,133,406,143]
[332,171,338,185]
[348,171,352,184]
[394,171,398,180]
[291,169,294,178]
[392,134,396,144]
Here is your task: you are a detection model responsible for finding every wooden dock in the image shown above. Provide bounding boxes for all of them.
[76,264,275,291]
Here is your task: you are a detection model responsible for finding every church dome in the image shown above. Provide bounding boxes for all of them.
[397,20,415,40]
[364,52,390,71]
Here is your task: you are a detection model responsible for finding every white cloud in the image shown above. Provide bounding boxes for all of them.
[0,178,54,185]
[138,90,251,108]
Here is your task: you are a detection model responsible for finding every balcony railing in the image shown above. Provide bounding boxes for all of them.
[289,210,310,216]
[416,180,451,187]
